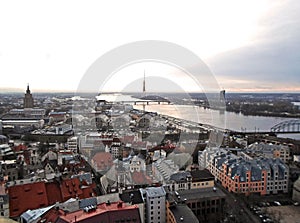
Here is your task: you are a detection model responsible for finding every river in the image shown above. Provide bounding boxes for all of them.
[98,93,300,139]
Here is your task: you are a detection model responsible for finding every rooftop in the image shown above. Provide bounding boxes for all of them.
[169,203,199,223]
[145,186,166,198]
[190,169,214,182]
[119,190,144,204]
[57,201,141,223]
[176,187,226,201]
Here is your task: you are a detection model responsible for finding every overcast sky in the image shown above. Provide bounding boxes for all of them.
[0,0,299,93]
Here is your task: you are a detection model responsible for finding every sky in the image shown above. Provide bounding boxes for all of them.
[0,0,299,93]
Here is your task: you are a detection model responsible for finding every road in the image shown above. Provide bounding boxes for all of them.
[215,182,261,223]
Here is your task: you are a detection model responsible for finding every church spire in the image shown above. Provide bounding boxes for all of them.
[26,83,30,94]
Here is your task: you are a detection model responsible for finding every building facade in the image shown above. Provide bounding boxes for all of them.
[24,85,34,108]
[141,187,166,223]
[209,153,289,195]
[175,188,226,223]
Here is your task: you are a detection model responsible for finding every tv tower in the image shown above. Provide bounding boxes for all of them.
[143,70,146,94]
[142,70,146,111]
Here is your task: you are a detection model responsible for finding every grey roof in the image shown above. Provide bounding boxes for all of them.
[71,172,92,185]
[21,205,54,223]
[169,204,199,223]
[79,197,97,209]
[222,157,288,182]
[248,142,289,154]
[177,187,226,201]
[96,193,120,204]
[170,171,191,183]
[190,169,214,182]
[145,187,166,198]
[119,190,144,204]
[58,199,80,212]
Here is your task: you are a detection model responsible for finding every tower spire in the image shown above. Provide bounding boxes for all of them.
[143,70,146,94]
[26,83,30,94]
[24,84,34,108]
[142,70,146,112]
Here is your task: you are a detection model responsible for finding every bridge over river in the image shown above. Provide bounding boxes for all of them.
[228,119,300,136]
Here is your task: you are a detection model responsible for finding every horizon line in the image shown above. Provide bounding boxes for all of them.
[1,89,300,94]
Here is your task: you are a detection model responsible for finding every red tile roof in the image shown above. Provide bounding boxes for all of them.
[8,181,48,218]
[45,181,62,205]
[8,178,96,218]
[60,178,84,201]
[39,208,61,223]
[149,143,176,153]
[56,201,141,223]
[12,144,27,152]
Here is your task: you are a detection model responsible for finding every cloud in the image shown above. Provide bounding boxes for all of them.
[207,0,300,92]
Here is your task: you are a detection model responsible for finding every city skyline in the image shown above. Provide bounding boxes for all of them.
[0,0,299,93]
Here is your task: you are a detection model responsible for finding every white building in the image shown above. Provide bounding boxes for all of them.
[67,136,78,153]
[198,147,226,169]
[141,187,166,223]
[110,139,121,159]
[129,155,145,172]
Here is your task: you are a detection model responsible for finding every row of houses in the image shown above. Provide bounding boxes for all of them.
[199,146,289,196]
[9,183,225,223]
